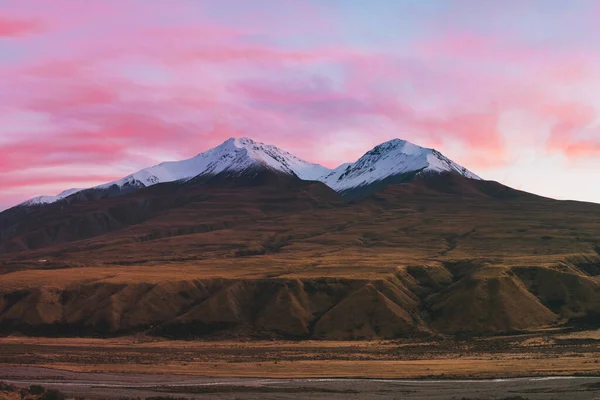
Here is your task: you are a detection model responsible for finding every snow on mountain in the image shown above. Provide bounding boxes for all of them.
[95,137,331,190]
[320,139,480,192]
[19,188,84,206]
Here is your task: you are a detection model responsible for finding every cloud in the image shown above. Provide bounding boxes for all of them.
[0,15,43,36]
[0,172,120,189]
[543,102,600,157]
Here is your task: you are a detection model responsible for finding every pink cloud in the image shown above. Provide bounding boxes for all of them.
[0,137,128,174]
[0,173,121,189]
[542,103,600,157]
[26,85,119,113]
[415,31,538,64]
[0,15,43,36]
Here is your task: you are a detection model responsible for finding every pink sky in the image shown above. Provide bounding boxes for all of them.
[2,0,600,209]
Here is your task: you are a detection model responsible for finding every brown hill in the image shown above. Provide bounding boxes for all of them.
[1,172,600,338]
[0,169,341,255]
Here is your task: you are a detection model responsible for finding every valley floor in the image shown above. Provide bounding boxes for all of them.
[1,330,600,398]
[2,367,600,400]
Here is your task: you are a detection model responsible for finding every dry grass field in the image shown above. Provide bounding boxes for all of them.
[1,331,599,379]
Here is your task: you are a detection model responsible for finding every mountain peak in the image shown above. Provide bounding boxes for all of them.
[219,137,257,149]
[321,138,480,192]
[89,136,331,192]
[367,138,428,157]
[232,137,257,147]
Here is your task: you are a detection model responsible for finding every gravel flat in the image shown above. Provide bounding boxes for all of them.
[2,366,600,399]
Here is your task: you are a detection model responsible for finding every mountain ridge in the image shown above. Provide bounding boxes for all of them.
[15,137,479,209]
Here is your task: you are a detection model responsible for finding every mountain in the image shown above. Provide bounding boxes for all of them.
[16,137,478,207]
[17,137,332,206]
[321,139,480,197]
[96,137,331,188]
[5,136,600,340]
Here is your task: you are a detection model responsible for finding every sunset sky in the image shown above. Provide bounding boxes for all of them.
[2,0,600,209]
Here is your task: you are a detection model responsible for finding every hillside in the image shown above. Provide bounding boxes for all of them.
[1,169,600,339]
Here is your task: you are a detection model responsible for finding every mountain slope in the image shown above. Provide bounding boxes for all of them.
[1,169,341,254]
[20,188,84,206]
[320,139,480,197]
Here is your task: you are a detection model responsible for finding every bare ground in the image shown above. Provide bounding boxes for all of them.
[1,331,600,398]
[2,366,600,399]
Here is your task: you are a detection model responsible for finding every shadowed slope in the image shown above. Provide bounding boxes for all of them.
[0,168,341,255]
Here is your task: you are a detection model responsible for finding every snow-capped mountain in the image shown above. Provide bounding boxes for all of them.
[19,137,331,207]
[17,137,481,208]
[96,137,331,190]
[320,139,480,192]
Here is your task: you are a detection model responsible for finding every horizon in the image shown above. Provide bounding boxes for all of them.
[2,1,600,208]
